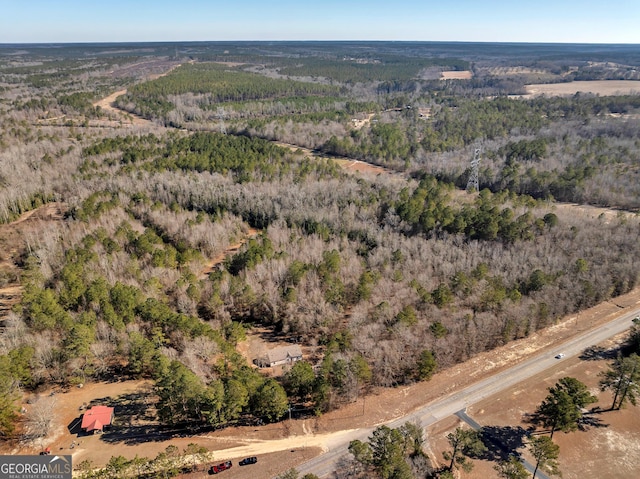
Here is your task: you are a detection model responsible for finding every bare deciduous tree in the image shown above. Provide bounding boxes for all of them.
[23,396,57,444]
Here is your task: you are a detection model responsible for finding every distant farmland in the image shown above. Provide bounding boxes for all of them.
[522,80,640,97]
[440,70,473,79]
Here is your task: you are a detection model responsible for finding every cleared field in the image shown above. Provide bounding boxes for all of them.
[521,80,640,97]
[441,70,473,80]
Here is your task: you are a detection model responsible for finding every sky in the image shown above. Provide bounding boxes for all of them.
[1,0,639,44]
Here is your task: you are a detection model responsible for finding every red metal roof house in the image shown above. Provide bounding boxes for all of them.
[81,405,114,433]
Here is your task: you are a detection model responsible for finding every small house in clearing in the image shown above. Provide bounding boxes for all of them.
[255,345,303,368]
[81,405,114,434]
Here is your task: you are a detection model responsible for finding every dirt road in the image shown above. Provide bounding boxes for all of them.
[92,89,155,127]
[92,61,183,126]
[199,227,260,278]
[274,140,401,178]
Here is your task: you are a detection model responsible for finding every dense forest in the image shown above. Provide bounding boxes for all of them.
[1,43,639,473]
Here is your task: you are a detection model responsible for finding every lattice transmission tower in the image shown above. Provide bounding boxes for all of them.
[466,148,481,192]
[217,107,227,135]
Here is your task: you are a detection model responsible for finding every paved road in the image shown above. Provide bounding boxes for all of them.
[296,307,640,478]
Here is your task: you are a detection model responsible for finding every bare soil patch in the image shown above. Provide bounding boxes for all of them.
[440,71,473,80]
[338,159,393,176]
[274,141,396,178]
[179,448,323,479]
[418,107,432,119]
[213,61,247,68]
[552,201,639,223]
[350,113,376,130]
[520,80,640,98]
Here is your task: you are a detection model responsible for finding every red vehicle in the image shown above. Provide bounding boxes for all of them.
[208,461,232,474]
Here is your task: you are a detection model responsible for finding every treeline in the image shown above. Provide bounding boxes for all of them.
[396,178,556,243]
[117,63,342,120]
[83,131,342,185]
[276,56,469,84]
[323,94,640,162]
[75,443,211,479]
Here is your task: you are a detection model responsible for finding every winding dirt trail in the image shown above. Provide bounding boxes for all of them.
[199,227,260,278]
[92,89,157,127]
[92,62,184,127]
[274,141,398,178]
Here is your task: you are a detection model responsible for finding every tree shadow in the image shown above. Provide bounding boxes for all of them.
[89,392,156,424]
[477,426,530,461]
[99,424,178,445]
[117,393,155,422]
[99,419,239,446]
[65,390,159,441]
[523,411,546,431]
[578,411,609,431]
[579,345,620,361]
[524,408,609,434]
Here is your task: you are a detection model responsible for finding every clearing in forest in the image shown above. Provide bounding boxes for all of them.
[520,80,640,98]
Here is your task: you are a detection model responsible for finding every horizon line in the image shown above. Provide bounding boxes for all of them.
[1,39,640,47]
